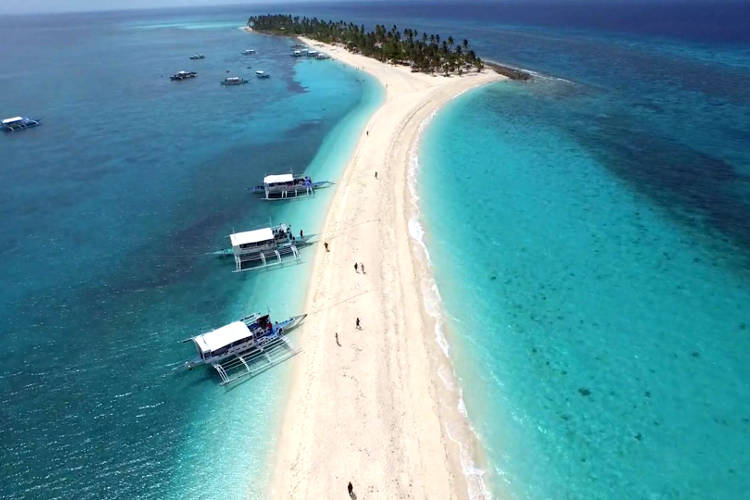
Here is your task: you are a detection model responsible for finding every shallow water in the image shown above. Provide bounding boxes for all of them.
[419,22,750,500]
[0,8,380,498]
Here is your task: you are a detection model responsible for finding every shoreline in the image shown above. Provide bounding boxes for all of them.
[270,37,503,498]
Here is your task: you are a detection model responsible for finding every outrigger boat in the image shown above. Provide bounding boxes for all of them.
[171,70,197,81]
[255,70,270,79]
[189,54,206,60]
[242,49,256,55]
[251,173,333,200]
[2,116,41,132]
[184,312,306,385]
[221,76,248,86]
[213,223,312,271]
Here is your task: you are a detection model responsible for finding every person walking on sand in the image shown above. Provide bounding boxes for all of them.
[324,242,329,252]
[360,262,365,274]
[374,171,378,179]
[356,317,361,330]
[354,262,358,273]
[348,482,355,499]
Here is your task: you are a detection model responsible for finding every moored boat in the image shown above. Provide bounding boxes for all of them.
[189,54,205,60]
[217,223,311,271]
[242,49,256,55]
[316,52,331,60]
[220,76,248,85]
[170,70,197,81]
[251,173,333,200]
[2,116,41,132]
[255,70,270,79]
[183,312,306,384]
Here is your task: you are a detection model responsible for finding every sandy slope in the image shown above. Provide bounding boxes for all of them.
[269,38,503,499]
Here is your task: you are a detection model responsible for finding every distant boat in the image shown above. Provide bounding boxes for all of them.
[170,70,197,81]
[291,50,304,57]
[255,70,270,79]
[251,173,333,200]
[213,223,312,271]
[307,50,319,58]
[189,54,205,60]
[2,116,41,132]
[316,53,331,60]
[183,311,306,385]
[242,49,256,55]
[220,76,248,86]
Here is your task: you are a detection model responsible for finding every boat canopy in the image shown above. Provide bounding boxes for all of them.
[230,228,274,246]
[194,321,252,353]
[2,116,23,125]
[264,174,294,184]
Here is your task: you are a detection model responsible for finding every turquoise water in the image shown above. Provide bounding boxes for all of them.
[4,3,750,498]
[420,41,750,500]
[0,8,380,498]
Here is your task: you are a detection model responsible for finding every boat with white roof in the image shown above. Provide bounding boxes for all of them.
[221,76,248,86]
[251,173,333,200]
[170,70,197,81]
[213,223,312,271]
[2,116,41,132]
[183,311,306,385]
[189,54,205,60]
[255,70,270,79]
[242,49,256,55]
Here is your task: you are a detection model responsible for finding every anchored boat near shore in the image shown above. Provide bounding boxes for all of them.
[2,116,41,132]
[213,223,312,271]
[184,312,306,385]
[255,70,270,79]
[251,173,333,200]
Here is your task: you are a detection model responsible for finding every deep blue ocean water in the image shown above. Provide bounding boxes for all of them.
[2,2,749,499]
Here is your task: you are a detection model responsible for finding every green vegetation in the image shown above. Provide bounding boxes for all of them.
[248,14,485,75]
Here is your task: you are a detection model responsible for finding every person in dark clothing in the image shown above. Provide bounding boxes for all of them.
[356,317,361,330]
[348,482,355,498]
[324,242,329,252]
[354,262,358,273]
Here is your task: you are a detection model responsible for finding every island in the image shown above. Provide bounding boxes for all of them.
[248,14,531,80]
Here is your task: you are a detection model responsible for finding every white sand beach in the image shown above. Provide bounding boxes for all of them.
[270,38,503,499]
